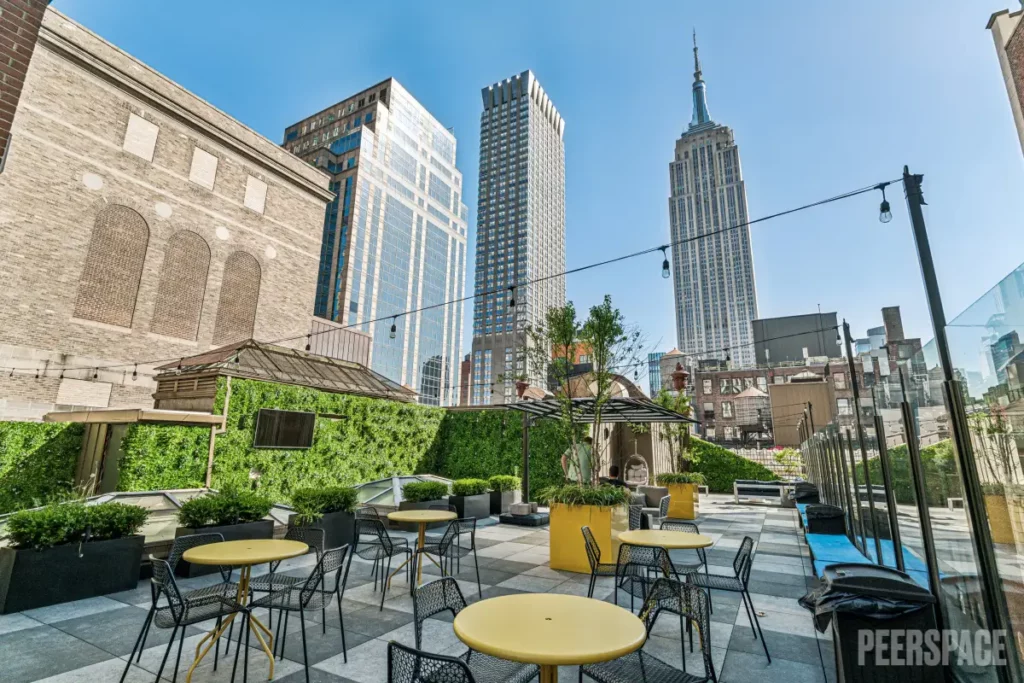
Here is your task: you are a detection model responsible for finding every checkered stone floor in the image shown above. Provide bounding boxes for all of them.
[0,494,836,682]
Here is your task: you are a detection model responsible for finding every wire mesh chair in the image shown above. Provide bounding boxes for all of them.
[251,545,352,681]
[356,506,381,519]
[615,542,677,612]
[249,526,326,632]
[131,533,239,667]
[418,519,482,597]
[354,518,412,609]
[686,536,770,662]
[629,505,644,531]
[388,641,475,683]
[660,521,710,579]
[581,578,717,683]
[582,526,617,598]
[413,578,538,683]
[121,558,251,683]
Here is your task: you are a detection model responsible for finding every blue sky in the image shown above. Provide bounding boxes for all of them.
[54,0,1024,360]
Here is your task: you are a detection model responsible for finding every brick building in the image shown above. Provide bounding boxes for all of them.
[0,8,333,420]
[988,7,1024,157]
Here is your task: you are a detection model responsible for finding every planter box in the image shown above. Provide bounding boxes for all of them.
[451,493,491,520]
[490,489,522,515]
[549,503,628,574]
[397,499,450,531]
[0,535,144,614]
[984,495,1021,545]
[174,519,274,577]
[288,510,355,550]
[665,483,697,520]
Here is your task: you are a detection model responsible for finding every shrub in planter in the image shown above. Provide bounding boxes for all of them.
[488,475,521,515]
[290,485,358,549]
[540,485,630,574]
[450,478,491,520]
[0,502,148,613]
[175,487,274,577]
[398,481,451,530]
[656,472,705,520]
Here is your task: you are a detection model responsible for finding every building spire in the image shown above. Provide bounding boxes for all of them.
[689,30,713,130]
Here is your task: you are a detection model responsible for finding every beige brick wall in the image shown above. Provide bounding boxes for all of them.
[0,9,332,420]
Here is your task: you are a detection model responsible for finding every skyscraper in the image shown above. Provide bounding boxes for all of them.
[668,35,758,368]
[647,352,666,396]
[470,71,566,405]
[283,79,469,405]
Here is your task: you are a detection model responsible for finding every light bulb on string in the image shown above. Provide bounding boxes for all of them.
[389,317,397,340]
[305,334,311,352]
[93,368,99,380]
[132,364,138,381]
[660,247,671,279]
[877,184,892,223]
[508,285,516,309]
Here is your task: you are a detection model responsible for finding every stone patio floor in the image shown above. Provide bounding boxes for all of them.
[0,494,836,682]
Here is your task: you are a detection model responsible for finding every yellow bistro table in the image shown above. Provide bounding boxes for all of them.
[385,509,457,587]
[617,529,713,549]
[453,593,646,683]
[181,538,308,682]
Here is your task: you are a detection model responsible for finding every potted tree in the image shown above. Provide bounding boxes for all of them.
[449,479,491,520]
[656,472,706,520]
[488,475,522,515]
[398,481,450,530]
[174,487,273,577]
[544,484,631,573]
[289,485,358,549]
[0,502,148,613]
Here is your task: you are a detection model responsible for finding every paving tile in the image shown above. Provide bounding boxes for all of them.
[22,596,125,624]
[2,625,113,683]
[479,558,539,575]
[547,578,613,600]
[276,621,375,666]
[719,649,826,683]
[503,550,550,565]
[522,564,575,581]
[478,586,528,600]
[734,604,817,639]
[314,636,389,683]
[50,603,203,658]
[496,574,567,593]
[729,625,832,666]
[32,657,157,682]
[746,579,812,600]
[345,606,415,638]
[277,668,361,683]
[0,612,42,636]
[748,569,810,587]
[377,616,464,653]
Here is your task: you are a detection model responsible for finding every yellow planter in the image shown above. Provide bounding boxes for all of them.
[549,503,628,573]
[985,495,1016,545]
[666,483,697,520]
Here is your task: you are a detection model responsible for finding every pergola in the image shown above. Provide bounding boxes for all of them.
[505,397,699,500]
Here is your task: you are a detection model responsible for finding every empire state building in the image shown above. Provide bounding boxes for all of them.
[668,35,758,368]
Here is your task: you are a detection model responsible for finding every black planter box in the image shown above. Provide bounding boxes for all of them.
[451,493,490,520]
[397,500,450,531]
[490,490,521,515]
[174,519,274,577]
[288,510,355,550]
[0,535,144,614]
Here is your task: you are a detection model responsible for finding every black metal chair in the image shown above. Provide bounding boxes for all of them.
[388,641,475,683]
[686,536,770,662]
[581,578,718,683]
[354,517,412,610]
[412,578,538,683]
[250,545,352,682]
[121,558,250,683]
[417,518,482,598]
[249,526,326,633]
[615,542,677,612]
[132,532,239,667]
[629,504,644,530]
[582,526,617,598]
[660,521,710,580]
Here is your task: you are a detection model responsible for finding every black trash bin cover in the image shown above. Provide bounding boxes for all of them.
[799,564,935,632]
[806,504,843,520]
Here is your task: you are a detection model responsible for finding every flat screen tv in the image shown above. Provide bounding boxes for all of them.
[253,409,315,449]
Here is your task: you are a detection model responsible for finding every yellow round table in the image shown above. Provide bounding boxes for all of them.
[385,509,457,586]
[181,539,308,682]
[618,529,713,549]
[453,593,646,683]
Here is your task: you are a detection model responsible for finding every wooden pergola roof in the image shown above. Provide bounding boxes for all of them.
[506,397,699,424]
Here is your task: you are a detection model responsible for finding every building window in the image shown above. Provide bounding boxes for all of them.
[74,205,149,328]
[722,401,733,418]
[732,378,742,393]
[702,379,712,395]
[213,252,261,345]
[724,426,735,440]
[774,375,785,384]
[720,378,729,394]
[834,372,847,390]
[244,176,268,214]
[837,398,852,415]
[188,147,218,190]
[150,231,210,340]
[122,113,159,161]
[579,354,589,363]
[756,376,767,392]
[706,427,716,440]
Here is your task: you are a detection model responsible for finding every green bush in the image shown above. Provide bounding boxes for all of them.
[5,502,148,550]
[539,484,632,507]
[402,481,449,503]
[688,438,777,493]
[451,479,489,496]
[855,440,956,506]
[656,472,707,486]
[0,422,84,514]
[178,487,272,529]
[488,475,520,492]
[290,485,358,523]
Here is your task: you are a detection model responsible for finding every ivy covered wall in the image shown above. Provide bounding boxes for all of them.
[688,437,778,493]
[0,421,84,514]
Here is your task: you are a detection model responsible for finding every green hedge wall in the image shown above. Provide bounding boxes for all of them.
[689,437,778,493]
[423,410,573,501]
[0,421,84,514]
[119,378,446,501]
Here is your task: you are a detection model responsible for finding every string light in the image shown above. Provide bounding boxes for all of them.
[305,334,312,352]
[389,317,397,340]
[877,183,892,223]
[661,247,670,279]
[508,285,516,309]
[92,368,98,380]
[59,369,64,380]
[8,368,13,378]
[132,364,138,381]
[175,359,182,375]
